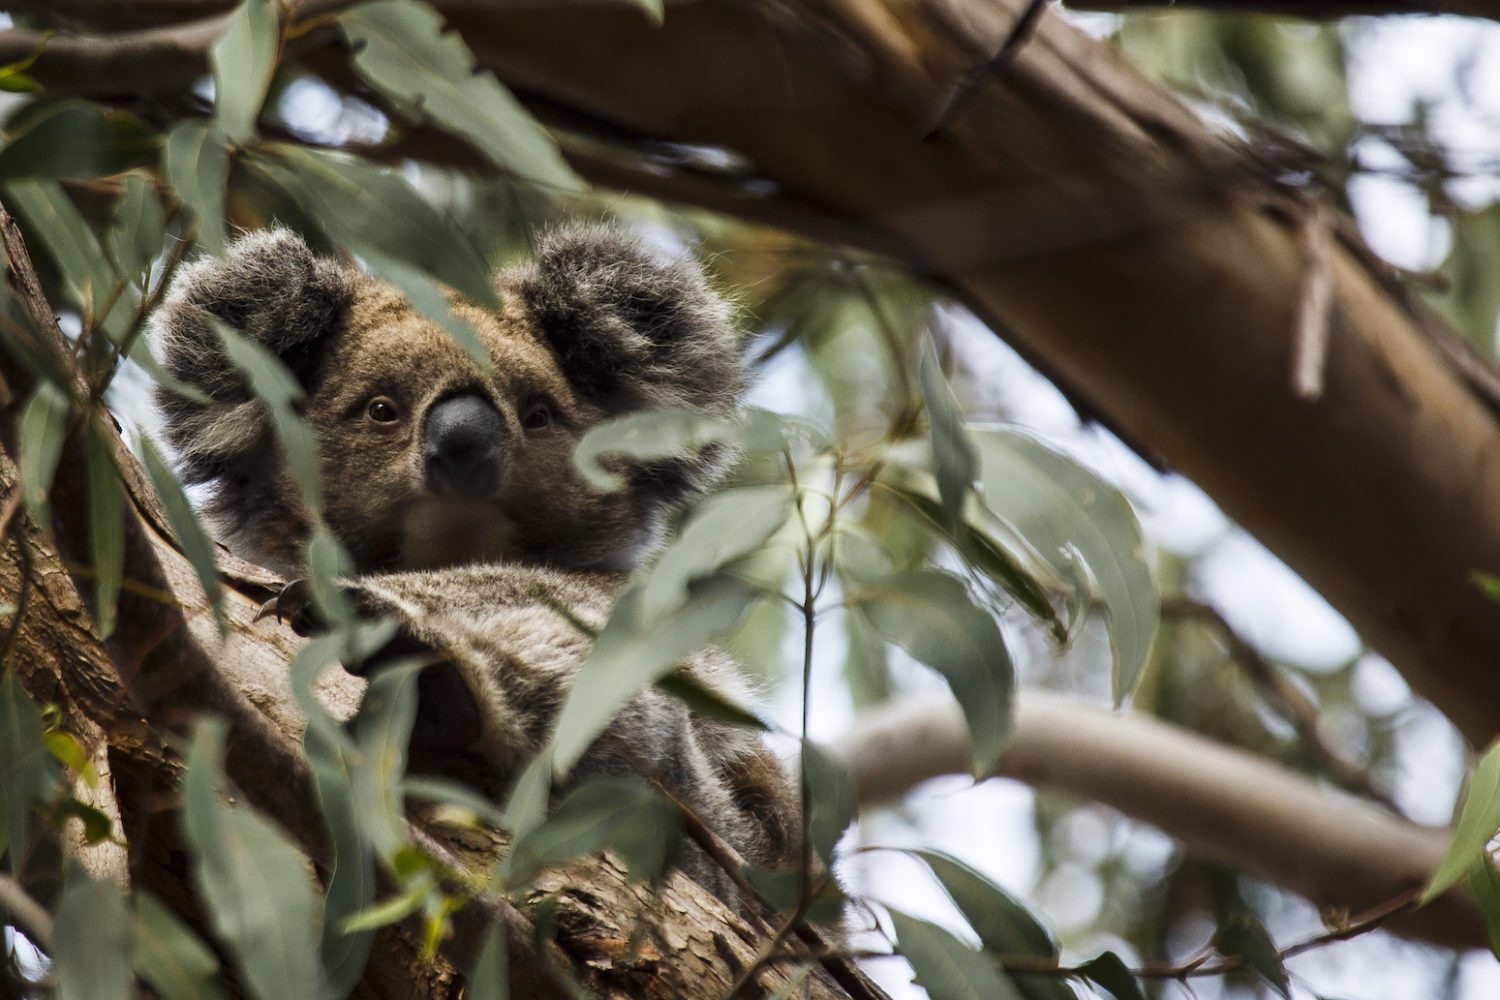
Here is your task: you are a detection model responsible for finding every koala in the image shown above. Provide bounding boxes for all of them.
[151,226,798,903]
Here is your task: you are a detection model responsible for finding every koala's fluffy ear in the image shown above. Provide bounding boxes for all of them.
[151,229,355,488]
[517,225,748,416]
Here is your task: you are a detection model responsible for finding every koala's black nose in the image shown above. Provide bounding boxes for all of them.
[422,394,506,500]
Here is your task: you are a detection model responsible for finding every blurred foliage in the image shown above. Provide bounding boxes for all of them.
[0,1,1496,998]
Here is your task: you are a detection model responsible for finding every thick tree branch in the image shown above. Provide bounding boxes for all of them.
[832,693,1484,950]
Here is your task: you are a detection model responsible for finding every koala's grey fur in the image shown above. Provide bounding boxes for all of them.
[151,226,796,904]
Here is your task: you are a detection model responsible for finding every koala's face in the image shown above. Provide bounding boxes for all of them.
[153,226,745,578]
[308,283,641,574]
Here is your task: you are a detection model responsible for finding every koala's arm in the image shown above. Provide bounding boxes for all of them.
[336,564,798,883]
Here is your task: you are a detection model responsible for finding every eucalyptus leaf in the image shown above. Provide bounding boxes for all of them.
[107,172,166,285]
[640,484,791,622]
[139,434,227,635]
[1465,858,1500,959]
[853,569,1013,774]
[349,660,423,860]
[505,777,680,888]
[1212,915,1290,998]
[16,379,70,525]
[918,339,977,523]
[905,849,1070,1000]
[83,417,125,639]
[1076,951,1145,1000]
[133,890,228,1000]
[211,0,280,144]
[1424,737,1500,903]
[244,143,496,308]
[163,120,230,254]
[550,574,758,774]
[0,99,158,180]
[181,719,325,1000]
[573,409,735,492]
[466,921,508,1000]
[3,177,132,337]
[339,0,580,191]
[0,671,61,874]
[973,429,1157,703]
[888,908,1024,1000]
[801,741,857,866]
[54,869,133,1000]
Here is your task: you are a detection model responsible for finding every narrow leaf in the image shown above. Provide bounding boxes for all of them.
[244,143,496,308]
[139,434,227,635]
[0,672,62,874]
[163,121,230,254]
[349,661,422,859]
[339,0,581,191]
[107,172,166,285]
[181,719,324,1000]
[1213,915,1290,998]
[1076,951,1145,1000]
[854,569,1013,773]
[801,741,857,866]
[83,417,125,638]
[133,890,228,1000]
[505,778,680,888]
[0,100,158,180]
[53,870,133,1000]
[16,380,70,525]
[550,575,758,774]
[211,0,280,144]
[4,177,132,337]
[888,908,1024,1000]
[1425,737,1500,902]
[573,409,735,492]
[974,429,1157,703]
[640,484,791,622]
[466,921,509,1000]
[919,339,978,523]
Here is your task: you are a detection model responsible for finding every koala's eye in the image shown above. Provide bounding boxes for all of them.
[522,402,552,431]
[366,396,401,425]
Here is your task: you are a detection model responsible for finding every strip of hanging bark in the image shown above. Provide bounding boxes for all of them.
[1291,202,1335,401]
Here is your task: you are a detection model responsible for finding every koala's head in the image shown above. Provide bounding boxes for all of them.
[151,226,746,577]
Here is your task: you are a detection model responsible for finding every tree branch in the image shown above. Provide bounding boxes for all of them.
[831,692,1484,950]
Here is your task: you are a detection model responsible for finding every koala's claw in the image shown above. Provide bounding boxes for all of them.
[255,579,322,637]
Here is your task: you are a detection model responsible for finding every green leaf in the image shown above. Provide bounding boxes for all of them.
[801,741,857,866]
[888,908,1024,1000]
[0,100,159,180]
[504,778,681,888]
[0,671,61,873]
[973,429,1157,703]
[655,670,768,730]
[207,316,323,512]
[1425,737,1500,903]
[133,890,228,1000]
[53,869,134,1000]
[550,575,758,774]
[211,0,280,144]
[163,121,230,254]
[139,434,227,635]
[466,921,509,1000]
[1467,858,1500,959]
[640,484,791,622]
[573,409,735,492]
[84,417,125,639]
[181,718,325,1000]
[919,339,978,524]
[243,143,496,308]
[107,172,166,285]
[52,798,113,844]
[16,379,71,525]
[1426,202,1500,350]
[1474,570,1500,604]
[356,248,491,369]
[338,0,581,191]
[904,849,1070,1000]
[1076,951,1145,1000]
[402,774,506,826]
[1212,915,1289,998]
[349,661,422,859]
[4,177,132,337]
[853,569,1013,774]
